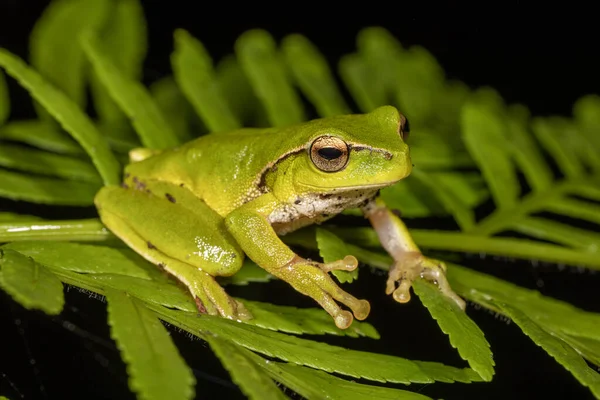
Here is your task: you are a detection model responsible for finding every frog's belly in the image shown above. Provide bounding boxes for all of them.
[269,189,377,235]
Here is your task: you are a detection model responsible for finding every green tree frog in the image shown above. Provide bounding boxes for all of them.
[95,106,465,329]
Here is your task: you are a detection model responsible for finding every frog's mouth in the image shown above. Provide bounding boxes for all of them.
[301,180,401,192]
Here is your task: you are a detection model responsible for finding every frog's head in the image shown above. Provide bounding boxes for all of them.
[291,105,411,194]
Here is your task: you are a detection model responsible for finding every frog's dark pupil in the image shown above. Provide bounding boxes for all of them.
[318,147,342,160]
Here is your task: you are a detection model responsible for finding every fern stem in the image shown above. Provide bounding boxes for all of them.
[314,226,600,269]
[467,180,574,235]
[411,230,600,270]
[0,218,113,242]
[546,196,600,226]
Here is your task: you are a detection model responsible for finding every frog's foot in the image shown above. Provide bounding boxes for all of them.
[386,252,466,310]
[274,255,370,329]
[178,267,253,321]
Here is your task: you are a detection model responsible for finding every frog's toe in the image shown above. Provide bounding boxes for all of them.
[194,295,217,315]
[386,254,466,310]
[189,271,254,321]
[194,292,253,321]
[420,264,466,310]
[232,299,253,321]
[386,276,413,303]
[318,255,359,273]
[326,283,371,321]
[314,292,354,329]
[279,261,370,328]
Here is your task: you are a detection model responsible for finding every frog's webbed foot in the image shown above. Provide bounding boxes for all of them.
[386,252,466,310]
[186,269,252,321]
[274,255,370,329]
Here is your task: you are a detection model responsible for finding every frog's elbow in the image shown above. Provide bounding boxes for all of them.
[129,148,164,163]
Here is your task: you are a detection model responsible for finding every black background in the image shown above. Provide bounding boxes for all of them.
[1,1,599,399]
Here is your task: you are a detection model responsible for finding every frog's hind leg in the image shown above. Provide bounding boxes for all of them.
[95,185,251,321]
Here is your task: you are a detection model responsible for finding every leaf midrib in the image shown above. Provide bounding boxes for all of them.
[466,177,596,236]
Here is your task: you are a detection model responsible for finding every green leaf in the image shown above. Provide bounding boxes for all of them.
[412,280,494,381]
[461,100,519,209]
[0,169,99,205]
[282,34,351,117]
[358,28,445,128]
[408,131,474,169]
[545,196,600,226]
[411,360,480,384]
[0,248,64,314]
[81,33,180,149]
[411,230,600,270]
[205,336,287,400]
[532,117,586,180]
[466,176,600,239]
[573,95,600,151]
[338,53,386,113]
[430,171,489,210]
[316,228,358,283]
[511,216,600,252]
[29,0,110,118]
[447,264,600,341]
[380,179,445,218]
[559,334,600,367]
[391,46,446,128]
[105,288,195,400]
[411,169,475,230]
[0,120,84,155]
[71,272,196,312]
[97,121,141,154]
[236,29,305,127]
[172,29,241,132]
[241,299,379,338]
[505,105,553,191]
[0,49,121,185]
[0,218,112,243]
[498,304,600,399]
[0,143,101,183]
[356,27,404,103]
[258,358,433,400]
[215,55,261,126]
[568,180,600,203]
[156,308,482,385]
[89,0,147,124]
[0,212,42,223]
[149,76,195,143]
[4,242,150,280]
[0,70,9,125]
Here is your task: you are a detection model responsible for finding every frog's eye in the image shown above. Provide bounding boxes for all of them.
[310,136,349,172]
[399,113,410,141]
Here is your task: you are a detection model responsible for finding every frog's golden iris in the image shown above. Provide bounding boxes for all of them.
[309,136,349,172]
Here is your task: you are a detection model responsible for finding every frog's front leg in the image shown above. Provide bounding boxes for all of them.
[95,184,251,321]
[225,194,370,329]
[362,197,466,310]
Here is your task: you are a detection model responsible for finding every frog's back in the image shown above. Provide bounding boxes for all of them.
[124,127,306,216]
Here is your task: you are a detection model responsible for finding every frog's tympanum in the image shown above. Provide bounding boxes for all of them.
[95,106,465,329]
